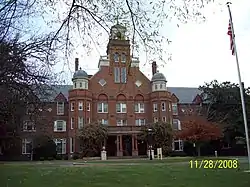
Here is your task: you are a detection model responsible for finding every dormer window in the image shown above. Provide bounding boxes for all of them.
[79,82,82,87]
[155,84,158,90]
[121,53,126,63]
[114,52,119,62]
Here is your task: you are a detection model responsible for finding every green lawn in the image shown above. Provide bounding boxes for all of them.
[0,160,249,187]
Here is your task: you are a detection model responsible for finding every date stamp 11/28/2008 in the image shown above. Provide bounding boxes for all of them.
[189,159,239,169]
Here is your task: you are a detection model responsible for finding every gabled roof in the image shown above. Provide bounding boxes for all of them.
[167,87,202,104]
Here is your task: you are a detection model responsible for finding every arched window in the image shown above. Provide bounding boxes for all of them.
[79,82,82,87]
[74,82,77,88]
[114,52,119,62]
[154,84,158,90]
[160,84,163,89]
[121,53,126,63]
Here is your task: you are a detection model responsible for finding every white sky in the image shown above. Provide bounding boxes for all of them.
[54,1,250,88]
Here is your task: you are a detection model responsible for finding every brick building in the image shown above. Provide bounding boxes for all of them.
[20,23,203,158]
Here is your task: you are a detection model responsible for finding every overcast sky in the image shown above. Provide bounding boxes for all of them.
[54,1,250,88]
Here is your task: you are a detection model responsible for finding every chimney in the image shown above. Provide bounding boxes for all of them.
[152,61,157,75]
[75,58,79,71]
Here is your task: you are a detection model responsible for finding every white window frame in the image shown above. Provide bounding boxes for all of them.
[161,102,166,111]
[117,119,127,126]
[86,102,90,111]
[116,103,127,113]
[71,102,75,111]
[22,138,32,154]
[54,138,66,154]
[54,120,66,132]
[172,139,183,151]
[97,103,108,113]
[134,103,145,113]
[135,119,146,126]
[153,103,157,112]
[162,116,167,122]
[172,103,178,115]
[71,117,74,129]
[78,101,83,111]
[57,102,64,115]
[100,119,108,125]
[23,121,36,132]
[172,119,181,130]
[78,117,84,129]
[153,117,158,123]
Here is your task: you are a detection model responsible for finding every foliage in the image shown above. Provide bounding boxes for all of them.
[139,122,173,155]
[176,118,222,156]
[32,135,57,160]
[199,80,250,144]
[78,122,108,157]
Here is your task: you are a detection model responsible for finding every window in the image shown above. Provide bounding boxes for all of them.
[54,139,66,154]
[162,116,167,122]
[134,103,144,113]
[116,103,127,113]
[80,82,82,87]
[154,84,158,90]
[153,117,158,123]
[22,139,32,154]
[54,120,66,132]
[86,102,90,111]
[71,102,75,111]
[153,103,158,112]
[114,52,119,62]
[78,117,84,129]
[121,53,126,63]
[121,67,127,83]
[172,140,183,151]
[71,117,74,129]
[117,119,127,126]
[70,138,74,153]
[74,82,76,88]
[135,119,146,126]
[78,101,83,110]
[160,84,163,89]
[23,121,36,132]
[57,102,64,115]
[114,67,120,83]
[168,103,171,111]
[173,119,181,130]
[161,102,166,111]
[100,119,108,125]
[98,103,108,113]
[172,103,178,115]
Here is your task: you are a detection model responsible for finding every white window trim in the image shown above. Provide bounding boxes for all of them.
[57,102,64,115]
[153,117,158,123]
[162,116,167,122]
[135,119,146,126]
[78,101,83,111]
[100,119,108,125]
[172,103,178,115]
[71,102,75,111]
[172,139,183,151]
[70,117,74,129]
[98,103,108,113]
[22,139,32,154]
[54,120,66,132]
[135,103,145,113]
[116,103,127,113]
[153,103,157,112]
[78,117,84,129]
[86,102,90,111]
[161,102,166,111]
[23,121,36,132]
[173,119,181,130]
[70,138,74,153]
[54,139,66,154]
[117,119,127,126]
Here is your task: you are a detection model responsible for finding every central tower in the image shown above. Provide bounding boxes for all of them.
[106,23,130,83]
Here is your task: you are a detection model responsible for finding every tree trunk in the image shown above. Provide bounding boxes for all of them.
[196,144,201,157]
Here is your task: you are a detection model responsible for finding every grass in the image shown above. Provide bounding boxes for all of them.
[0,159,249,187]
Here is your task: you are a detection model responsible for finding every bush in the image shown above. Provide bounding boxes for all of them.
[72,153,79,160]
[39,157,45,161]
[63,155,68,160]
[55,155,62,160]
[169,151,187,157]
[47,157,54,160]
